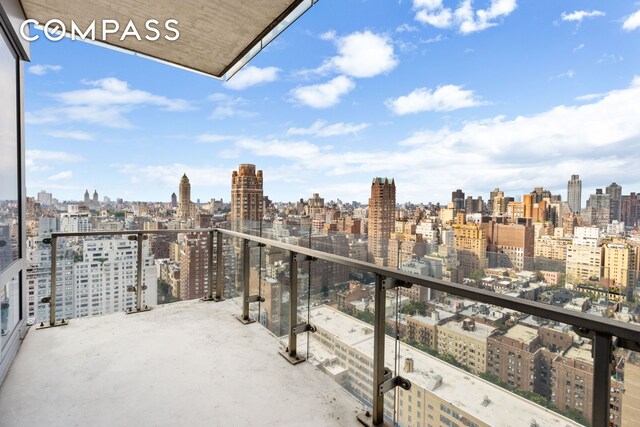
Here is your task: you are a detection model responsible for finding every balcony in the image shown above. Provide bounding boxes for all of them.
[0,298,362,427]
[4,227,640,426]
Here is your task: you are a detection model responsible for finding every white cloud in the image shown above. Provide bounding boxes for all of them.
[386,84,484,115]
[622,10,640,31]
[116,164,230,187]
[421,34,447,44]
[207,92,256,119]
[396,23,419,32]
[311,31,398,78]
[28,64,62,75]
[413,0,517,34]
[550,69,575,80]
[26,150,84,172]
[561,10,605,22]
[196,134,235,143]
[223,66,280,90]
[573,43,585,52]
[48,171,73,181]
[290,76,355,109]
[229,76,640,203]
[45,130,94,141]
[287,120,370,137]
[27,77,193,128]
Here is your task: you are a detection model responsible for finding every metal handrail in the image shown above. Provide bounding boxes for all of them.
[43,227,640,426]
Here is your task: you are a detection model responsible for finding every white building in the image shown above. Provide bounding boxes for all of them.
[73,238,157,318]
[26,237,157,322]
[60,212,92,233]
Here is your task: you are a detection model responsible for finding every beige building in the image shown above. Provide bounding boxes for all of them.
[367,178,395,266]
[436,318,496,374]
[622,357,640,427]
[176,173,196,220]
[453,221,487,280]
[603,242,637,299]
[534,235,572,261]
[566,238,603,284]
[231,164,264,227]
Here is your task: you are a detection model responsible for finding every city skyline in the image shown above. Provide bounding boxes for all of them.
[30,173,638,208]
[24,1,640,203]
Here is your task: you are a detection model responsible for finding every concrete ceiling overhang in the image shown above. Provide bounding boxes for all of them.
[19,0,316,78]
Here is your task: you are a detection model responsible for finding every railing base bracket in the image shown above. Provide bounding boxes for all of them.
[36,320,69,330]
[236,315,255,325]
[279,349,306,365]
[125,306,152,315]
[356,413,395,427]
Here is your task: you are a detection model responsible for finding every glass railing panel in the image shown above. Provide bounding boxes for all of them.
[1,274,20,349]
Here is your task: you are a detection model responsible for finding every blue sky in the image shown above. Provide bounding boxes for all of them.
[25,0,640,205]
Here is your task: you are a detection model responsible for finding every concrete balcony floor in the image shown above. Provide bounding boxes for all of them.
[0,299,363,427]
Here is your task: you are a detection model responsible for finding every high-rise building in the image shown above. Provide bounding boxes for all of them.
[37,190,52,207]
[606,182,623,222]
[367,177,396,266]
[453,219,486,280]
[179,232,210,300]
[621,193,638,227]
[177,173,196,220]
[584,189,611,228]
[231,164,264,227]
[490,188,506,216]
[603,242,637,301]
[451,189,465,210]
[170,192,178,208]
[567,174,582,215]
[92,190,99,206]
[83,189,90,205]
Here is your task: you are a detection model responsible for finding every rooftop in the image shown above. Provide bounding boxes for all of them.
[307,306,580,427]
[503,323,539,344]
[0,299,362,427]
[438,318,497,340]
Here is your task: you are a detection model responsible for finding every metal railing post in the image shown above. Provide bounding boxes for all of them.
[125,233,151,314]
[38,235,68,329]
[136,233,144,311]
[215,230,225,301]
[237,239,256,324]
[370,273,387,425]
[280,252,316,365]
[288,251,298,357]
[49,236,57,326]
[592,332,613,427]
[202,230,215,301]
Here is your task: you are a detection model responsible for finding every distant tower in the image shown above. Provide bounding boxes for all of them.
[177,174,195,220]
[367,178,396,267]
[231,164,264,228]
[567,174,582,215]
[171,192,178,208]
[605,182,622,222]
[92,190,98,205]
[83,189,90,205]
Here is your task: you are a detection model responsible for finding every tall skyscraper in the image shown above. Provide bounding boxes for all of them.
[567,174,582,215]
[37,190,52,207]
[83,189,90,205]
[451,189,465,210]
[621,193,638,227]
[231,164,264,227]
[92,190,99,206]
[367,177,396,266]
[170,192,178,208]
[177,173,196,220]
[179,232,210,300]
[606,182,622,222]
